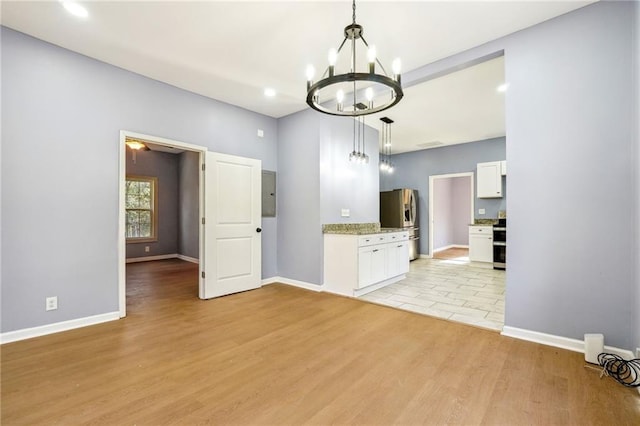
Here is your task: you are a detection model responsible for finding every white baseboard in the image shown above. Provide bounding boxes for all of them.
[262,276,322,292]
[1,311,120,344]
[419,254,432,259]
[126,253,178,263]
[177,254,199,264]
[501,326,635,360]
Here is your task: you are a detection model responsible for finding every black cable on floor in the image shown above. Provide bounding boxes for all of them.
[598,353,640,387]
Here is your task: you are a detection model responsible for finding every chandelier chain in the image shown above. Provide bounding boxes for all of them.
[352,0,356,25]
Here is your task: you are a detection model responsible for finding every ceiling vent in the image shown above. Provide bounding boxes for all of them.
[417,141,444,149]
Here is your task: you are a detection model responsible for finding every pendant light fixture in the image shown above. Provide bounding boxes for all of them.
[349,113,369,164]
[379,117,394,173]
[305,0,403,117]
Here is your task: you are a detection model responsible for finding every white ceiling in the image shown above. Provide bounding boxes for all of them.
[368,55,505,154]
[2,1,594,151]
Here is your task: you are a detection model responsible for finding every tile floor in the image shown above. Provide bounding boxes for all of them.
[359,255,505,331]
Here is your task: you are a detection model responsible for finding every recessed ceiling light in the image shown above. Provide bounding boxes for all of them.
[497,83,510,93]
[62,1,88,19]
[264,88,276,97]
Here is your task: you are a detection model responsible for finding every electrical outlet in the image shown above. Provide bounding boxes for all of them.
[341,208,350,217]
[46,296,58,311]
[257,129,264,138]
[478,208,486,215]
[145,246,150,253]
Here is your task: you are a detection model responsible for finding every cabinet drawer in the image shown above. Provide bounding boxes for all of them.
[359,234,388,246]
[469,226,492,235]
[387,232,409,242]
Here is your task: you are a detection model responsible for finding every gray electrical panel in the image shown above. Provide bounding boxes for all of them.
[262,170,276,217]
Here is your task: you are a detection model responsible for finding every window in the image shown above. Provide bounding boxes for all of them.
[125,176,158,242]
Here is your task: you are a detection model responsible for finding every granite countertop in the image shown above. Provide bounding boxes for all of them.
[323,223,405,235]
[470,219,499,226]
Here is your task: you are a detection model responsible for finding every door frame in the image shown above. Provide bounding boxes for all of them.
[428,172,475,257]
[118,130,207,318]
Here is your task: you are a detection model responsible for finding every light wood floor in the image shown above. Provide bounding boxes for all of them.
[433,247,470,261]
[2,259,638,425]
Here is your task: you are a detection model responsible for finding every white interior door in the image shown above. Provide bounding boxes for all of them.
[201,151,262,299]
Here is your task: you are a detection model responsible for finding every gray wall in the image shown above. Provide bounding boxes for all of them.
[433,179,453,250]
[319,115,379,224]
[277,109,321,285]
[635,0,640,354]
[451,176,472,245]
[1,27,278,333]
[178,151,200,259]
[126,150,179,258]
[433,176,472,250]
[277,109,379,285]
[502,1,636,350]
[381,138,506,255]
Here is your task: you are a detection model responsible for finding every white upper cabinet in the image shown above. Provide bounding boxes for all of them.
[477,161,503,198]
[501,160,507,176]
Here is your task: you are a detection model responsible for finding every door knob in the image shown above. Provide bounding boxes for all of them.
[256,228,262,233]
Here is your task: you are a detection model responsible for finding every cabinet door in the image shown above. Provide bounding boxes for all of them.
[469,234,493,262]
[477,161,502,198]
[358,245,387,288]
[387,241,409,277]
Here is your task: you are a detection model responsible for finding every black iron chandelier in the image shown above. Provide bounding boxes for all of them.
[305,0,403,117]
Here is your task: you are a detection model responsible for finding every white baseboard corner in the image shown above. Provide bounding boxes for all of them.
[176,254,199,264]
[262,276,323,292]
[126,253,178,263]
[501,326,636,360]
[1,311,120,344]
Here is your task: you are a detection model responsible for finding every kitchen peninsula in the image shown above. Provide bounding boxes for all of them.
[323,223,410,297]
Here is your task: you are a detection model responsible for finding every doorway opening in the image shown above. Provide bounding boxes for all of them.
[428,172,474,262]
[118,131,207,318]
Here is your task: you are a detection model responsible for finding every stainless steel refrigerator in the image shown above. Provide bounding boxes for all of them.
[380,189,420,260]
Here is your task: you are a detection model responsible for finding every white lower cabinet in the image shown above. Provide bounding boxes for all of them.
[358,244,387,288]
[469,226,493,263]
[324,231,410,297]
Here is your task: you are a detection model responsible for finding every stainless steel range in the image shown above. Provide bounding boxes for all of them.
[493,218,506,270]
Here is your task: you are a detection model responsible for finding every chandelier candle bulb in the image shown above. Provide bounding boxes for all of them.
[365,87,374,109]
[392,58,402,84]
[367,46,376,73]
[306,65,315,90]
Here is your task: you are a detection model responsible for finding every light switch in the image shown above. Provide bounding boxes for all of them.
[341,209,350,217]
[478,208,486,215]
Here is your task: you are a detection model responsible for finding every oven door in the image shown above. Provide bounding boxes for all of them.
[493,226,506,242]
[493,242,506,270]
